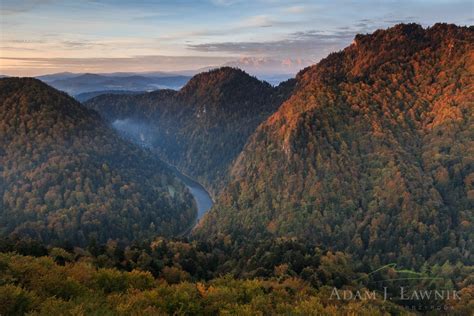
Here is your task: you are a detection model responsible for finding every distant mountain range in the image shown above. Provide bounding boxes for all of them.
[74,90,145,102]
[36,72,191,97]
[30,68,295,100]
[1,57,310,96]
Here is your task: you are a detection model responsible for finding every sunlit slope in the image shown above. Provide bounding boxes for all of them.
[196,24,474,266]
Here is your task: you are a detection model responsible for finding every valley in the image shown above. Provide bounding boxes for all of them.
[109,116,214,226]
[0,23,472,315]
[110,119,214,230]
[85,67,296,197]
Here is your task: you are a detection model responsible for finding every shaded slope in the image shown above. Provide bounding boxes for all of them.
[0,78,196,246]
[86,67,295,196]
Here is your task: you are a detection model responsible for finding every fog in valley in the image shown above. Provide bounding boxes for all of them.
[111,118,213,221]
[112,119,157,149]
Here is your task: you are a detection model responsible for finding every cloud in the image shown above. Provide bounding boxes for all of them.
[384,17,419,24]
[0,0,54,15]
[231,14,303,32]
[131,12,171,21]
[61,40,107,49]
[283,5,306,14]
[0,46,39,51]
[186,16,432,59]
[210,0,242,6]
[152,14,300,42]
[0,55,235,76]
[210,0,285,7]
[187,28,358,58]
[239,15,274,28]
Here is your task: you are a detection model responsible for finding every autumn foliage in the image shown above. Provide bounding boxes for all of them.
[197,24,474,269]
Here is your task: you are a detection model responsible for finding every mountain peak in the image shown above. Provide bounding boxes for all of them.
[0,77,95,122]
[182,67,258,87]
[294,23,473,89]
[196,24,473,266]
[179,66,270,100]
[76,73,103,79]
[350,22,472,55]
[224,57,314,76]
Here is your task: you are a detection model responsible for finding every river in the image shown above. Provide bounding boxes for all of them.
[111,122,214,229]
[164,164,213,237]
[167,164,214,222]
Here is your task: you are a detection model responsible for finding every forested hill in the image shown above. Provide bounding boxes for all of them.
[85,67,295,196]
[196,24,474,267]
[0,78,196,246]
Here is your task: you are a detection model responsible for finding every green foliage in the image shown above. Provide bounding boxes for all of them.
[85,67,295,196]
[0,78,196,245]
[0,252,414,315]
[0,284,38,316]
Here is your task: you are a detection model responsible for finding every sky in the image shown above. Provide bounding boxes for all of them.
[1,0,473,76]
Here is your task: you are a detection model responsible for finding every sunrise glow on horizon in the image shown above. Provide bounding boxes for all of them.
[1,0,473,76]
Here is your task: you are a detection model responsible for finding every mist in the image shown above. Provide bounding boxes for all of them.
[112,118,214,222]
[112,119,156,149]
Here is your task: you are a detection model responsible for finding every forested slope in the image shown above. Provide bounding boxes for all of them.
[86,67,295,196]
[197,24,474,267]
[1,250,416,315]
[0,78,196,246]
